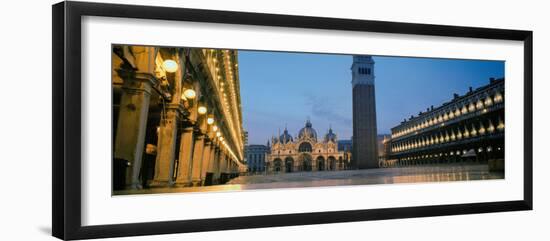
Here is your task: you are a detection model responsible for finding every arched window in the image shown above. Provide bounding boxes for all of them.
[298,142,313,153]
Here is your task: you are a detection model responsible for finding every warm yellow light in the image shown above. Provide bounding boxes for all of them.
[216,131,221,137]
[198,106,207,115]
[207,116,215,125]
[183,89,196,100]
[219,136,224,141]
[212,125,218,132]
[162,59,178,73]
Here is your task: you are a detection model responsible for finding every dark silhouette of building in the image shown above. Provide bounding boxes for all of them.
[351,55,379,169]
[245,144,269,173]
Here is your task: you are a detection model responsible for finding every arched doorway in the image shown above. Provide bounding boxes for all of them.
[328,156,336,170]
[273,158,282,172]
[284,157,294,173]
[299,153,312,171]
[316,156,325,171]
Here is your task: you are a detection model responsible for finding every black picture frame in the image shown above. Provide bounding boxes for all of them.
[52,1,533,240]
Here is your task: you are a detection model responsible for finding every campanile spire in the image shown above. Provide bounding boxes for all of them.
[351,55,379,169]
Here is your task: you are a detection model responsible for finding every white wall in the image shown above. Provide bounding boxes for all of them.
[0,0,548,240]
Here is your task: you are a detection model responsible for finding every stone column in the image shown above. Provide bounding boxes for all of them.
[174,126,195,186]
[200,140,212,184]
[210,146,220,183]
[207,143,217,173]
[190,134,205,186]
[114,72,156,189]
[218,151,226,182]
[151,106,179,186]
[225,157,231,174]
[225,156,231,181]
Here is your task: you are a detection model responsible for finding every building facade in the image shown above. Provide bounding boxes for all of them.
[112,46,245,190]
[337,139,353,169]
[266,120,346,173]
[351,55,379,169]
[377,134,391,166]
[245,144,269,173]
[387,78,505,166]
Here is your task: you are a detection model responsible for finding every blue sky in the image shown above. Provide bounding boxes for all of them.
[238,50,504,145]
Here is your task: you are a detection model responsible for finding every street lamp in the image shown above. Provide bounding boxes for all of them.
[162,59,178,73]
[207,114,215,125]
[182,88,196,100]
[198,106,207,115]
[216,131,221,137]
[212,125,218,132]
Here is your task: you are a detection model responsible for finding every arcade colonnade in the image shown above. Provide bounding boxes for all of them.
[112,46,245,190]
[385,78,505,168]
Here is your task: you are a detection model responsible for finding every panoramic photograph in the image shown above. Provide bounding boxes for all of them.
[111,45,505,195]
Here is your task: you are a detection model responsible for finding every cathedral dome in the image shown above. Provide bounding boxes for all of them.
[298,120,317,141]
[324,128,337,143]
[278,128,293,144]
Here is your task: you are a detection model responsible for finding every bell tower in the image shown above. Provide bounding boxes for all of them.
[351,55,379,169]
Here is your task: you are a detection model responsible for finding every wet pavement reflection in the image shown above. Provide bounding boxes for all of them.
[114,164,503,195]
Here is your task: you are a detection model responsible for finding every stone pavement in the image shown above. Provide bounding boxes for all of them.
[114,164,503,195]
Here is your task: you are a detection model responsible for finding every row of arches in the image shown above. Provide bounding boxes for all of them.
[271,154,343,172]
[391,116,504,153]
[392,86,504,139]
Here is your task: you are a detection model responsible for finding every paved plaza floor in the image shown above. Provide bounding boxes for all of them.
[114,164,504,195]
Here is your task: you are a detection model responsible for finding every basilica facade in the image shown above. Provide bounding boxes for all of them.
[266,120,347,173]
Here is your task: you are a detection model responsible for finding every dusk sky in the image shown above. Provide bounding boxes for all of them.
[238,50,504,145]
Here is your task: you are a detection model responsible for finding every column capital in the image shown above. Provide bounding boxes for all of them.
[203,139,213,146]
[182,126,194,133]
[194,134,205,141]
[164,103,187,120]
[117,69,158,88]
[193,124,207,137]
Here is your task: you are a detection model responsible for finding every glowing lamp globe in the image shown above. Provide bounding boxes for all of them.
[162,59,178,73]
[207,115,215,125]
[197,106,207,115]
[182,89,196,100]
